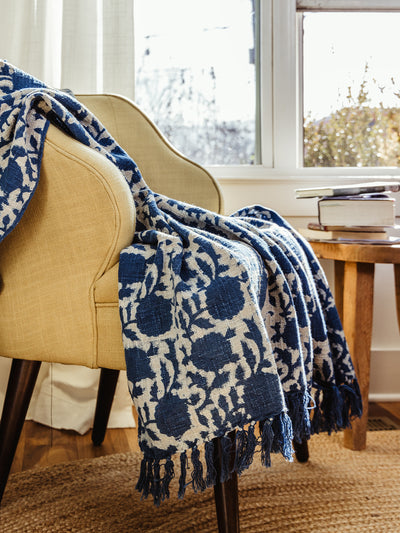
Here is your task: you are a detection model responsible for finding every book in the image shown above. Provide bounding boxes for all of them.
[297,226,388,241]
[307,222,389,232]
[317,195,396,227]
[295,181,400,199]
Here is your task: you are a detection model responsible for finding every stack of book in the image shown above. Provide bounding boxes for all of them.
[295,181,400,243]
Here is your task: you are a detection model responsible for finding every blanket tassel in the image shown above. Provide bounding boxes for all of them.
[232,423,257,476]
[285,391,312,444]
[311,380,363,435]
[191,446,206,493]
[135,456,175,506]
[340,380,363,427]
[178,451,188,499]
[260,419,274,467]
[205,440,217,487]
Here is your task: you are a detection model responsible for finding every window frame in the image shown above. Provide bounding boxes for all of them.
[208,0,400,192]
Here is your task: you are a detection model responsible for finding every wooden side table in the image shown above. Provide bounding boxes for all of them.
[309,241,400,450]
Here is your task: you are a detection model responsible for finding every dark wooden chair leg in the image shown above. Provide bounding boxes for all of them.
[213,431,240,533]
[0,359,41,505]
[91,368,120,446]
[293,438,309,463]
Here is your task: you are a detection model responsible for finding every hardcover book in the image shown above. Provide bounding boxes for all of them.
[317,195,395,227]
[295,181,400,199]
[297,226,388,241]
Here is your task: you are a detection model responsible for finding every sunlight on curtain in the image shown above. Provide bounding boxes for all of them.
[0,0,63,86]
[0,0,136,432]
[0,0,135,98]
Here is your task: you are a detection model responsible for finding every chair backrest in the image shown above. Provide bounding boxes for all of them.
[77,94,224,215]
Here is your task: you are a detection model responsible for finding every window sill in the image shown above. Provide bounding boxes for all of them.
[207,164,400,181]
[208,166,400,216]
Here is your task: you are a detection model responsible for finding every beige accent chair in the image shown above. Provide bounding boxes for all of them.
[0,94,247,531]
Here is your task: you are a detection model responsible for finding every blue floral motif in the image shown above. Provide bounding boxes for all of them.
[0,60,362,505]
[205,276,245,321]
[191,332,237,371]
[136,294,173,336]
[155,394,192,438]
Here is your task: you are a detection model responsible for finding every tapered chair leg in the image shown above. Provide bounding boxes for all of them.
[91,368,120,446]
[213,431,240,533]
[0,359,41,505]
[293,438,309,463]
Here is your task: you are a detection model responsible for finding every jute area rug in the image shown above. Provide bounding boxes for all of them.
[1,431,400,533]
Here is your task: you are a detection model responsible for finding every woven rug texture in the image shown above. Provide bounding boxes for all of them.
[1,431,400,533]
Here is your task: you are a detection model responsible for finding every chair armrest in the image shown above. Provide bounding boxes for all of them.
[0,124,135,366]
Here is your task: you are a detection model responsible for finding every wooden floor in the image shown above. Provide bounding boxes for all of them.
[9,402,400,476]
[10,408,140,475]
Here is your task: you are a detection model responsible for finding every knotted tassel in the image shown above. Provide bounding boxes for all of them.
[272,411,294,461]
[178,451,188,499]
[311,387,322,434]
[233,424,257,475]
[160,457,175,502]
[205,440,217,487]
[191,446,206,492]
[285,391,311,444]
[135,457,148,493]
[260,419,274,467]
[340,380,363,428]
[136,457,154,500]
[152,460,162,506]
[312,383,348,434]
[330,385,345,431]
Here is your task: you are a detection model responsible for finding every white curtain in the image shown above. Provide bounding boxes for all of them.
[0,0,135,96]
[0,0,136,433]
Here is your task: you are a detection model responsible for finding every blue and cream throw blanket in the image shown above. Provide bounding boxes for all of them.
[0,61,362,504]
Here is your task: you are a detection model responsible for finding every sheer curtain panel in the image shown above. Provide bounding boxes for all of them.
[0,0,135,97]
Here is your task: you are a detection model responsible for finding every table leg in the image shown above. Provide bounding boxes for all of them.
[334,260,345,318]
[394,264,400,333]
[335,260,375,451]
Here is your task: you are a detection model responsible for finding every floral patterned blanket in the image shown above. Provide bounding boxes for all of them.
[0,61,361,504]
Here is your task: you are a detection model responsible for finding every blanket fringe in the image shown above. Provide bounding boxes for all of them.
[191,446,207,493]
[136,380,362,505]
[233,422,257,475]
[135,455,175,506]
[205,439,217,487]
[178,451,188,499]
[284,390,312,444]
[311,379,363,435]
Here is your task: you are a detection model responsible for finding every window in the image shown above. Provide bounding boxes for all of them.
[134,0,258,166]
[301,8,400,168]
[132,0,400,204]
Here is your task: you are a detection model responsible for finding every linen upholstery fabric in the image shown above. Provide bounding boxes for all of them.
[76,94,223,214]
[0,123,135,367]
[0,62,362,505]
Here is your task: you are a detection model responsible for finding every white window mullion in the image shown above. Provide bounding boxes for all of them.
[259,0,273,167]
[272,0,299,171]
[296,10,304,168]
